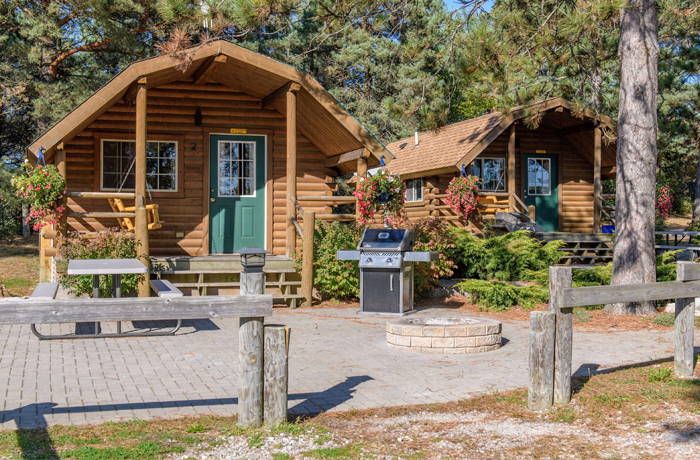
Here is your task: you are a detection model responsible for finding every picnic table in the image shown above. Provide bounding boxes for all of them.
[655,231,700,259]
[31,259,182,339]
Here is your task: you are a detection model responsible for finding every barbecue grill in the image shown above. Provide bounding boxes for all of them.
[337,229,438,315]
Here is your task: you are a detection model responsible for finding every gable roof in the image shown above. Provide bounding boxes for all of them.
[386,98,616,179]
[27,39,389,169]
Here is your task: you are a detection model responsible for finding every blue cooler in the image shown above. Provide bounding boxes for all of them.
[601,225,615,234]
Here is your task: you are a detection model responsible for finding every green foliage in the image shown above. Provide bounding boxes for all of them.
[652,313,675,327]
[0,165,22,237]
[12,162,66,231]
[450,230,565,281]
[574,309,592,322]
[457,279,548,312]
[57,229,143,298]
[647,367,673,383]
[410,217,457,294]
[295,222,363,301]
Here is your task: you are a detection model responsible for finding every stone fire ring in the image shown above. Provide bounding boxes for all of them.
[386,317,502,354]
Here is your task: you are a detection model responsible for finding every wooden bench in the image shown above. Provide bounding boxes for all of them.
[30,282,59,300]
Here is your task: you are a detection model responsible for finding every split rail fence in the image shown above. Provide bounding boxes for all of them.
[529,262,698,411]
[0,291,291,427]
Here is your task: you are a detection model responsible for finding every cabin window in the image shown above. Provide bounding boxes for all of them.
[405,178,423,202]
[470,158,506,192]
[101,140,178,192]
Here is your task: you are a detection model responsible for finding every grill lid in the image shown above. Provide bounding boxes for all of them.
[357,229,415,251]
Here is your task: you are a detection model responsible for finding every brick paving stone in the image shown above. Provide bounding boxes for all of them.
[0,306,693,428]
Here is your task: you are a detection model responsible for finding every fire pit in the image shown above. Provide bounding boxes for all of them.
[386,317,502,354]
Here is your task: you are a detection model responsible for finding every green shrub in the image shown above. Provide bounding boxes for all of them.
[457,279,548,311]
[295,221,362,301]
[450,230,565,281]
[410,217,457,294]
[57,228,143,297]
[652,313,675,327]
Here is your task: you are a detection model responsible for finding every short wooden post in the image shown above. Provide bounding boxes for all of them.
[264,325,291,426]
[134,77,150,297]
[39,227,51,282]
[528,205,536,222]
[239,270,265,427]
[549,266,573,404]
[528,311,556,411]
[301,210,315,307]
[674,262,696,378]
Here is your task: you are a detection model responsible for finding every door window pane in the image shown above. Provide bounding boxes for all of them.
[218,141,256,197]
[528,158,551,196]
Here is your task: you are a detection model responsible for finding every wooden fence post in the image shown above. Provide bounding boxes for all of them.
[528,311,556,411]
[239,271,265,427]
[675,262,696,378]
[302,210,315,307]
[264,325,291,426]
[549,266,573,404]
[528,205,536,222]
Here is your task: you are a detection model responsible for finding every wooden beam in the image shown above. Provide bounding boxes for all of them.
[562,279,700,308]
[302,210,315,307]
[192,55,227,85]
[262,82,301,110]
[134,79,149,297]
[593,127,602,231]
[507,125,516,212]
[0,295,273,325]
[123,77,146,104]
[324,148,368,168]
[556,123,597,137]
[286,89,297,258]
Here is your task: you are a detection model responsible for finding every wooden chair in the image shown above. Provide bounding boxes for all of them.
[108,198,164,231]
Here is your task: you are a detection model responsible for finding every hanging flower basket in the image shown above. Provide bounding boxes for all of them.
[354,169,406,226]
[12,161,66,231]
[444,175,480,220]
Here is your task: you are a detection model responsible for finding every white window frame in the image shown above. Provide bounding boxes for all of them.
[100,139,179,192]
[217,140,257,198]
[527,157,552,196]
[471,157,506,192]
[405,178,423,203]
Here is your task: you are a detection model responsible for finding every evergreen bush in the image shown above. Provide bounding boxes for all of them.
[409,217,457,294]
[457,279,548,311]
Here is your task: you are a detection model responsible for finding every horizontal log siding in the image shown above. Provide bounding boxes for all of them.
[402,127,596,233]
[63,81,333,256]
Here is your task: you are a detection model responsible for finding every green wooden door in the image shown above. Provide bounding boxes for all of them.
[523,154,559,232]
[209,135,266,254]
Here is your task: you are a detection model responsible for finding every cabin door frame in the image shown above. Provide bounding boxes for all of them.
[522,153,559,232]
[207,134,267,254]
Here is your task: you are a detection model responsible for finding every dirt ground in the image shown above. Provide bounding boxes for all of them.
[665,213,693,230]
[0,234,39,297]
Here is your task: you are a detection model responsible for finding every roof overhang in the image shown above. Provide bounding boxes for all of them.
[26,39,390,168]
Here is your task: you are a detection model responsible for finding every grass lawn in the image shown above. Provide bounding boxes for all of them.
[0,235,39,297]
[1,360,698,459]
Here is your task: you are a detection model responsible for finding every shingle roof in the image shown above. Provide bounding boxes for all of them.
[386,111,503,177]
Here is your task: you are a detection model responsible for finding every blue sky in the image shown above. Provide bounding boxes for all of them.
[444,0,494,11]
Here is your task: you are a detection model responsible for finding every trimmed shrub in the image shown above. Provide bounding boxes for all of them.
[410,217,457,294]
[457,279,548,312]
[57,228,142,297]
[450,229,565,281]
[295,221,363,301]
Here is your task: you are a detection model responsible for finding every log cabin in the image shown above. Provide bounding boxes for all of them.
[386,98,618,236]
[26,39,389,305]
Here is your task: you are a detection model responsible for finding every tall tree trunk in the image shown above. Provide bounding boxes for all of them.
[21,203,30,237]
[693,141,700,221]
[606,0,659,315]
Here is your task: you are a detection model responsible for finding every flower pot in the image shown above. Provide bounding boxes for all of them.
[377,192,393,203]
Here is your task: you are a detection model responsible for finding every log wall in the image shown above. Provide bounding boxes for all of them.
[61,81,334,256]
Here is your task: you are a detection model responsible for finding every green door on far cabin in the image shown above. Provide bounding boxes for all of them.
[209,135,266,254]
[523,154,559,232]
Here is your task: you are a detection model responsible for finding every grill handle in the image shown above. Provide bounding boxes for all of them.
[390,274,394,291]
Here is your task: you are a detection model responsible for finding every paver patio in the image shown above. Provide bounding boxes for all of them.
[0,306,692,429]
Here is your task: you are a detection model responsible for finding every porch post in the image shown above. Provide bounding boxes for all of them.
[286,87,299,257]
[508,124,516,212]
[356,152,368,220]
[135,77,150,297]
[593,127,602,232]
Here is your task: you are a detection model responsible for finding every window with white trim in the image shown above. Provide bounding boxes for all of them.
[405,178,423,202]
[101,140,178,192]
[470,158,506,192]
